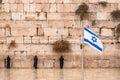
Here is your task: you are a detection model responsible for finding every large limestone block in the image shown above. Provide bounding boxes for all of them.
[49,0,55,3]
[25,12,36,20]
[55,0,63,3]
[71,44,81,52]
[15,0,22,3]
[101,36,117,43]
[44,28,57,36]
[101,28,114,36]
[41,4,49,12]
[63,4,71,12]
[24,4,29,12]
[23,36,32,44]
[49,4,56,12]
[44,60,54,68]
[21,60,33,68]
[40,0,49,3]
[15,37,24,44]
[71,0,80,3]
[32,36,40,44]
[63,0,71,3]
[9,0,15,3]
[68,28,82,37]
[107,0,119,3]
[29,4,35,12]
[22,0,29,3]
[98,21,117,28]
[12,13,21,20]
[64,20,74,28]
[4,3,10,12]
[10,4,17,12]
[47,13,61,20]
[98,60,110,68]
[103,44,118,55]
[57,28,68,36]
[56,4,63,12]
[35,4,41,12]
[84,59,98,68]
[48,20,64,28]
[0,13,11,20]
[70,4,77,12]
[36,12,47,20]
[11,27,36,36]
[61,13,74,20]
[97,12,108,20]
[2,0,8,3]
[17,4,24,12]
[33,0,41,3]
[39,36,48,44]
[89,0,99,3]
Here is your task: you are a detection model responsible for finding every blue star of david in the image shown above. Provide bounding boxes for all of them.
[92,36,97,42]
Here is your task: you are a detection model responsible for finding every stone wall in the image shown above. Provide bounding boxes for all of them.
[0,0,120,68]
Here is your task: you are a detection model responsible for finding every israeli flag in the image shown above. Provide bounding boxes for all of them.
[84,27,103,53]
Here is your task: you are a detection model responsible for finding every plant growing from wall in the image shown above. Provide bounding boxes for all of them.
[75,3,89,20]
[53,40,70,53]
[111,10,120,20]
[8,40,16,49]
[98,1,107,7]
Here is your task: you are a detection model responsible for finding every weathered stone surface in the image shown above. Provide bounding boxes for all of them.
[44,28,57,36]
[49,4,56,12]
[101,28,114,36]
[36,12,47,20]
[56,4,63,12]
[97,12,108,20]
[12,13,21,20]
[9,0,15,3]
[32,36,40,44]
[11,27,36,36]
[0,13,11,20]
[29,4,35,12]
[0,0,120,69]
[47,13,61,20]
[89,0,99,3]
[17,4,24,12]
[23,36,32,44]
[35,4,41,12]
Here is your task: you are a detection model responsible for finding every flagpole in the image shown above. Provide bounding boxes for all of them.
[81,21,84,80]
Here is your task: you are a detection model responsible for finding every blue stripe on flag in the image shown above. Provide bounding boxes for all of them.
[84,27,98,38]
[84,38,102,52]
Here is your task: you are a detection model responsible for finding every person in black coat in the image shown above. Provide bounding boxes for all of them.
[59,56,64,69]
[33,55,38,69]
[7,56,11,69]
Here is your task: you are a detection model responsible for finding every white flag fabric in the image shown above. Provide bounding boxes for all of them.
[84,27,103,53]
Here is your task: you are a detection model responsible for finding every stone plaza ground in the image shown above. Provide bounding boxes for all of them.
[0,68,119,80]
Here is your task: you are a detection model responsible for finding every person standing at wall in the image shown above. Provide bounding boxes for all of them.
[59,56,64,69]
[33,55,38,69]
[6,56,11,69]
